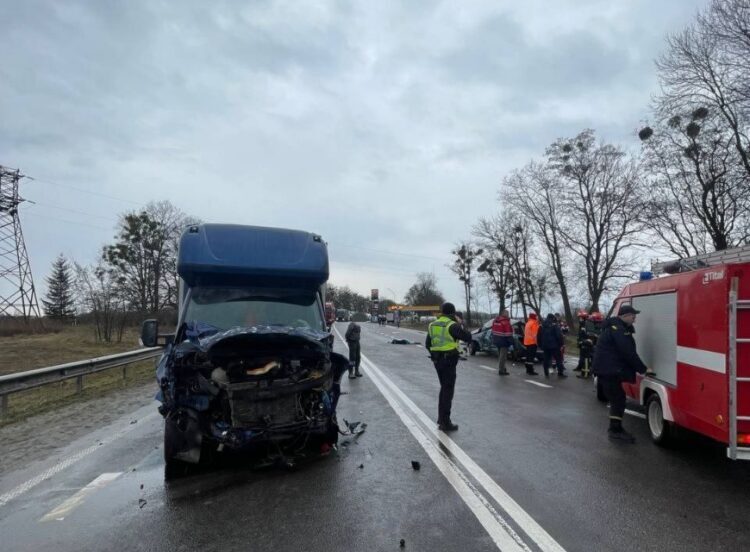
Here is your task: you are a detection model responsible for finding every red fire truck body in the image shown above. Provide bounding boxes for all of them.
[612,258,750,459]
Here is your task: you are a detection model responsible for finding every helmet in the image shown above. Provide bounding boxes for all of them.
[528,312,538,320]
[589,312,604,322]
[576,309,589,320]
[441,302,456,315]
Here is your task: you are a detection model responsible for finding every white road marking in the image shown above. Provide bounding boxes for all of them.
[334,326,566,552]
[524,380,553,389]
[0,411,157,509]
[625,409,646,419]
[479,365,496,372]
[40,472,121,522]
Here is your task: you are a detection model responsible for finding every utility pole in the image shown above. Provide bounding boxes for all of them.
[0,165,41,321]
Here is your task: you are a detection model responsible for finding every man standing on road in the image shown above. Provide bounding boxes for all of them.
[592,305,650,443]
[491,309,513,376]
[425,302,473,432]
[345,320,363,379]
[523,313,540,376]
[538,314,567,378]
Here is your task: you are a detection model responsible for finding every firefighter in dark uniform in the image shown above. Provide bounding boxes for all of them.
[425,302,473,432]
[592,305,650,443]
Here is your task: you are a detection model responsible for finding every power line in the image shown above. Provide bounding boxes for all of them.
[26,176,144,206]
[20,209,113,232]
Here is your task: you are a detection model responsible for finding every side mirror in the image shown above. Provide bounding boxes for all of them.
[141,319,159,347]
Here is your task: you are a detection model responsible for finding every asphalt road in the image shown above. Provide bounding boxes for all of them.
[1,321,749,551]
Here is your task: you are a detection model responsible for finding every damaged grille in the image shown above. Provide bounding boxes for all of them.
[213,355,332,429]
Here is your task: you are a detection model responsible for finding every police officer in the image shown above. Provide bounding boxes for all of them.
[425,302,473,431]
[592,305,649,443]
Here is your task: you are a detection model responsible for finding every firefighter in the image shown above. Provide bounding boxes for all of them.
[574,310,590,374]
[425,302,473,431]
[592,305,650,443]
[523,313,540,376]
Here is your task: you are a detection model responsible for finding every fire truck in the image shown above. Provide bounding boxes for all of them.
[612,244,750,459]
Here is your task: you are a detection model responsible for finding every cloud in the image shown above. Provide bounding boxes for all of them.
[0,0,709,309]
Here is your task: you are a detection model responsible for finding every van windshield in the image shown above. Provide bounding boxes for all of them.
[184,287,326,332]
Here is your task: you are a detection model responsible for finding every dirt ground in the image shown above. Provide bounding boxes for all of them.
[0,380,158,475]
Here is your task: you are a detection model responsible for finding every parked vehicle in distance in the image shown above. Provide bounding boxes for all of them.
[336,308,350,322]
[469,319,543,362]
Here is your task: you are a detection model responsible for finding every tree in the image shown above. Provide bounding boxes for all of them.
[103,201,197,313]
[503,162,575,327]
[42,254,76,320]
[449,243,483,326]
[74,262,128,343]
[473,216,514,314]
[404,272,445,306]
[639,107,750,257]
[547,130,644,312]
[656,1,750,179]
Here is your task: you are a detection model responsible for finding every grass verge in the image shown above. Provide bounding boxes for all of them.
[0,358,158,426]
[0,325,142,377]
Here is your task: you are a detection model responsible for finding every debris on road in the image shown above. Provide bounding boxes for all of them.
[138,499,147,509]
[390,339,414,345]
[358,464,364,469]
[129,419,137,424]
[140,484,144,489]
[343,419,367,436]
[400,538,406,547]
[411,461,420,471]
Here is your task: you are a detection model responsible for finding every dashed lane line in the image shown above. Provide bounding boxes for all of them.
[524,380,553,389]
[0,411,158,509]
[625,409,647,419]
[333,326,566,552]
[39,472,121,522]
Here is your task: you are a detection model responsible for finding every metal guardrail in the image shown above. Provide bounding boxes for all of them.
[0,347,164,418]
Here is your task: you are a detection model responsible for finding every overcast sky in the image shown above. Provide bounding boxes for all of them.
[1,0,708,310]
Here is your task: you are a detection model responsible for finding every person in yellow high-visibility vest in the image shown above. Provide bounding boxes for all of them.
[425,302,473,431]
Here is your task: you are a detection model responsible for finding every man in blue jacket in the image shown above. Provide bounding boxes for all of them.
[592,305,649,443]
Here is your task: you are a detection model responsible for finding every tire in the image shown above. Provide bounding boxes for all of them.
[470,341,478,356]
[163,413,203,480]
[646,394,673,445]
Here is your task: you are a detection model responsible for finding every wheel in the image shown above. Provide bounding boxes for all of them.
[470,341,478,355]
[163,412,203,480]
[646,394,673,445]
[595,377,607,403]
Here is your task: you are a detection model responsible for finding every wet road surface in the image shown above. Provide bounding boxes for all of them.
[1,321,749,551]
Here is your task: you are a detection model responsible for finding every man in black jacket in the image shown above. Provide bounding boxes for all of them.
[592,305,649,443]
[345,321,363,378]
[538,313,567,378]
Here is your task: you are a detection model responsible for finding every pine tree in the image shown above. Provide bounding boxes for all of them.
[42,254,76,320]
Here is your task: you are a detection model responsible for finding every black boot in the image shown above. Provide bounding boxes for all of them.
[526,365,539,376]
[608,428,635,443]
[438,421,459,431]
[608,419,635,443]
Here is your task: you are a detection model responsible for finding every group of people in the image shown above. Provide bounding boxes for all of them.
[425,302,651,443]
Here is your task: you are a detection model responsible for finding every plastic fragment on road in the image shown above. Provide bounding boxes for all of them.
[138,499,147,509]
[358,464,364,469]
[343,419,367,436]
[411,461,420,471]
[400,538,406,547]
